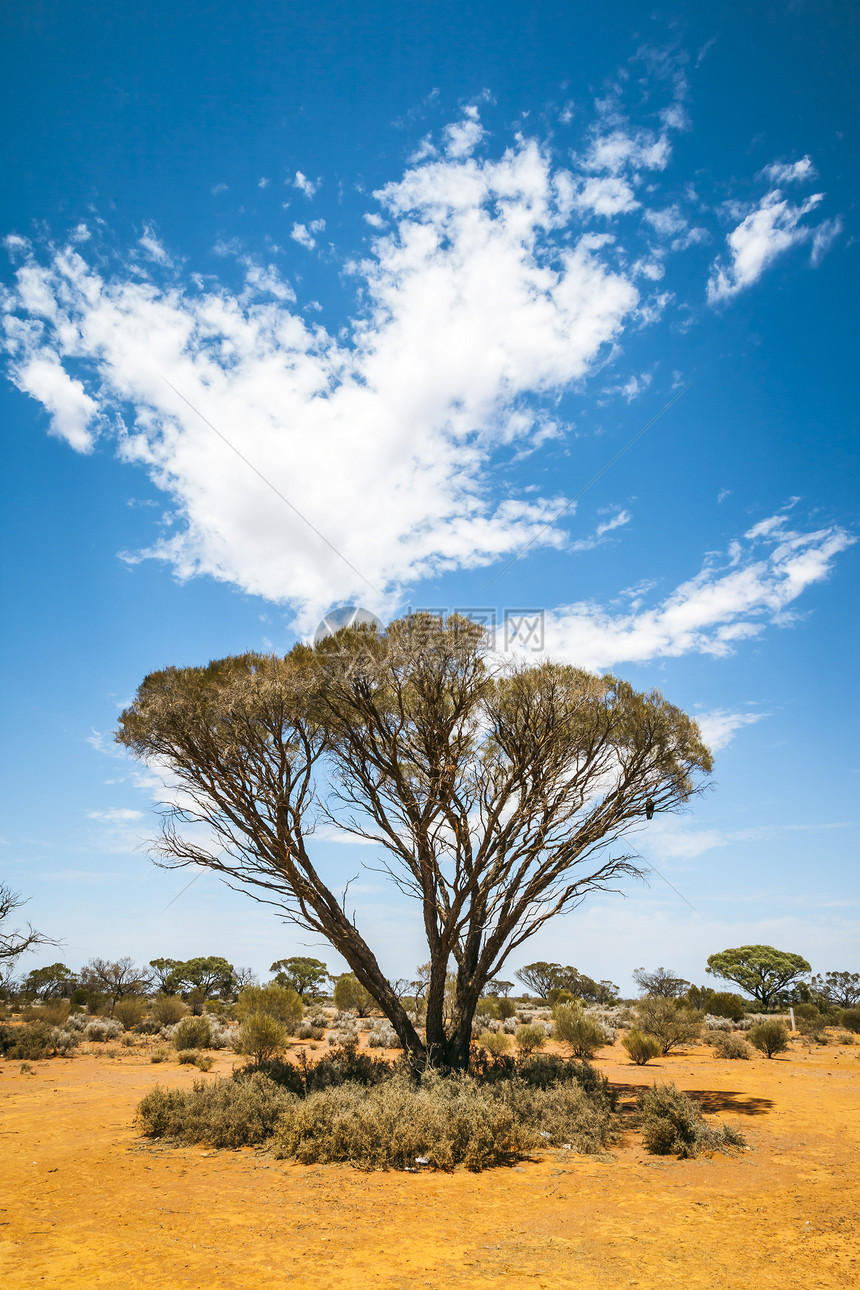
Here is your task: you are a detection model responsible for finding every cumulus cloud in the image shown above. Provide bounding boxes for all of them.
[290,219,326,249]
[533,514,853,670]
[707,181,833,302]
[293,170,320,198]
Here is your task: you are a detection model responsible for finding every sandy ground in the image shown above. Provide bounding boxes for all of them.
[1,1036,859,1289]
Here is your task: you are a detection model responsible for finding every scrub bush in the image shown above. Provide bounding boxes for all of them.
[840,1008,860,1034]
[552,1002,609,1058]
[636,997,702,1054]
[621,1029,662,1065]
[236,1013,289,1066]
[114,996,148,1029]
[138,1071,292,1147]
[172,1016,212,1051]
[749,1020,790,1058]
[237,985,303,1033]
[152,994,187,1025]
[515,1023,547,1057]
[709,1032,752,1059]
[638,1082,745,1158]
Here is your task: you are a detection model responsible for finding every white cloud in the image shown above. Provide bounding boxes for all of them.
[707,187,829,302]
[293,170,320,198]
[258,177,270,189]
[443,106,485,159]
[290,219,325,250]
[569,508,632,552]
[534,514,853,670]
[573,176,639,216]
[86,808,144,822]
[139,224,172,266]
[695,709,764,752]
[8,349,98,451]
[759,156,817,186]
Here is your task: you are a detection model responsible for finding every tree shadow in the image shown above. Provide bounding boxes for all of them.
[610,1082,774,1117]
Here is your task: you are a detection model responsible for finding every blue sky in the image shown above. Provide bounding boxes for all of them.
[1,1,857,993]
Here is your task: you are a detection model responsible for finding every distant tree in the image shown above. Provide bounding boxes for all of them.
[515,962,561,998]
[270,956,330,998]
[0,884,55,965]
[236,983,303,1032]
[333,973,375,1017]
[233,966,256,993]
[633,966,690,998]
[173,956,236,999]
[149,958,182,992]
[516,961,618,1004]
[22,962,77,999]
[80,957,151,1009]
[484,979,514,998]
[810,971,860,1010]
[706,946,811,1011]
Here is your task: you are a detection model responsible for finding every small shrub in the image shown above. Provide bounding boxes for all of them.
[496,997,517,1021]
[552,1003,608,1058]
[177,1048,202,1064]
[114,996,148,1029]
[152,994,187,1025]
[5,1021,56,1059]
[194,1053,214,1071]
[710,1032,752,1060]
[479,1030,512,1057]
[237,985,303,1033]
[749,1019,790,1058]
[366,1022,401,1049]
[85,1018,123,1043]
[138,1071,293,1148]
[636,997,702,1054]
[236,1012,289,1067]
[638,1082,745,1158]
[172,1016,212,1051]
[206,1022,236,1051]
[134,1018,162,1036]
[622,1029,662,1065]
[150,1045,170,1063]
[120,1033,136,1048]
[40,999,72,1026]
[515,1023,547,1058]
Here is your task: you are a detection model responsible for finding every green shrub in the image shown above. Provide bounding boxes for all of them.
[552,1003,607,1058]
[638,1082,745,1158]
[514,1023,547,1057]
[706,992,746,1021]
[2,1021,60,1060]
[195,1053,214,1071]
[152,994,187,1025]
[838,1007,860,1034]
[332,975,375,1018]
[496,997,517,1020]
[749,1019,790,1058]
[40,999,72,1026]
[236,1013,289,1067]
[237,985,303,1033]
[622,1029,662,1065]
[138,1072,293,1147]
[635,997,702,1054]
[478,1030,512,1057]
[114,996,148,1029]
[172,1015,212,1051]
[150,1045,170,1063]
[709,1032,752,1060]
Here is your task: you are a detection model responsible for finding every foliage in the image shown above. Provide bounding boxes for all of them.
[686,988,746,1021]
[0,1020,79,1059]
[552,1002,608,1058]
[514,1023,547,1057]
[810,972,860,1009]
[478,1030,512,1057]
[22,963,76,999]
[114,996,148,1029]
[840,1007,860,1034]
[236,984,303,1034]
[516,962,619,1004]
[333,973,375,1017]
[706,946,811,1010]
[496,997,517,1020]
[236,1013,289,1066]
[709,1032,752,1059]
[270,956,330,998]
[635,997,702,1054]
[80,957,151,1008]
[748,1019,790,1058]
[632,966,690,998]
[171,1015,212,1051]
[152,994,187,1025]
[138,1071,293,1147]
[40,998,72,1026]
[621,1029,662,1065]
[117,616,711,1071]
[637,1083,745,1158]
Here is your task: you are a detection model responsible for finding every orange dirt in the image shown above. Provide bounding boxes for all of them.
[1,1038,858,1289]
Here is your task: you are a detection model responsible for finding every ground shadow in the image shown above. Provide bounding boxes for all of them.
[610,1082,774,1117]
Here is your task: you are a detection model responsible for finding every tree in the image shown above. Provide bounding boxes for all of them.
[149,958,182,992]
[635,996,702,1054]
[333,973,375,1017]
[270,956,331,999]
[0,884,55,964]
[633,966,690,998]
[706,945,811,1011]
[485,979,514,998]
[515,962,563,998]
[117,614,712,1070]
[22,962,77,999]
[810,971,860,1009]
[173,956,236,999]
[516,961,618,1004]
[80,957,151,1009]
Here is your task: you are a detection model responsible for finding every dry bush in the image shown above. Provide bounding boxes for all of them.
[177,1048,202,1064]
[635,997,702,1053]
[841,1007,860,1034]
[138,1072,293,1147]
[0,1021,79,1059]
[237,985,303,1033]
[114,996,148,1029]
[709,1032,752,1060]
[478,1030,512,1057]
[150,1045,170,1063]
[40,999,71,1026]
[749,1019,789,1058]
[236,1013,289,1066]
[515,1023,547,1057]
[622,1029,662,1065]
[152,994,187,1025]
[366,1022,401,1049]
[552,1003,609,1058]
[171,1016,212,1051]
[84,1018,123,1043]
[638,1082,745,1158]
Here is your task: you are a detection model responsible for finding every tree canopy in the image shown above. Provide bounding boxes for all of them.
[706,945,811,1009]
[0,884,54,964]
[117,613,712,1069]
[632,966,690,998]
[515,961,619,1004]
[270,957,331,998]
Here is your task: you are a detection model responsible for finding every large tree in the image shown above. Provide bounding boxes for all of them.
[117,614,712,1069]
[706,945,810,1010]
[0,884,55,965]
